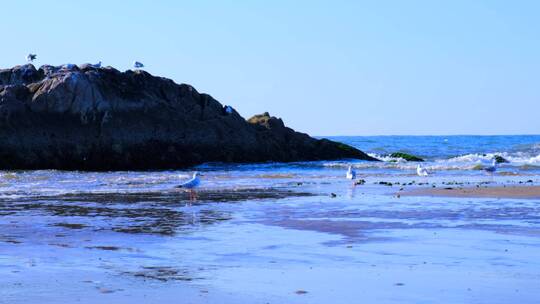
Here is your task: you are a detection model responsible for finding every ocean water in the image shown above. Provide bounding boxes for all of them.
[332,135,540,171]
[1,135,540,303]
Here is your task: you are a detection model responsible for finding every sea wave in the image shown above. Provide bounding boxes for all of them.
[446,152,540,165]
[320,151,540,171]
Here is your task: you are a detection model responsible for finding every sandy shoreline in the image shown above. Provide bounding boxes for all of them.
[403,185,540,199]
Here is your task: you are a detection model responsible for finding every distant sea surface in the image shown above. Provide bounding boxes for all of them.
[325,135,540,174]
[329,135,540,161]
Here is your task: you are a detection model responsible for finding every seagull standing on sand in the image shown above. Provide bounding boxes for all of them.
[483,159,497,174]
[177,172,201,200]
[346,166,356,180]
[26,54,37,62]
[417,164,429,176]
[133,61,144,69]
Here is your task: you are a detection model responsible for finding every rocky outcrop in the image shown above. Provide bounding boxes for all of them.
[493,155,509,164]
[389,152,424,162]
[0,64,377,170]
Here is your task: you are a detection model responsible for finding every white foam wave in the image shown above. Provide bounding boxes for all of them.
[321,151,540,172]
[367,153,407,163]
[447,152,540,165]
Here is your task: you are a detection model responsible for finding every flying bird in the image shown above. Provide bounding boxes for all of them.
[133,61,144,69]
[417,164,429,176]
[26,54,37,62]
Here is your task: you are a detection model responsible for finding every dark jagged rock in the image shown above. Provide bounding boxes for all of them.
[494,155,509,164]
[246,112,376,162]
[0,64,377,170]
[389,152,424,162]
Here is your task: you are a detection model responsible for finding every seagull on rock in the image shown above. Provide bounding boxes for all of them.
[417,164,429,176]
[61,64,77,70]
[177,172,201,200]
[92,61,102,68]
[346,166,356,180]
[133,61,144,69]
[26,54,37,62]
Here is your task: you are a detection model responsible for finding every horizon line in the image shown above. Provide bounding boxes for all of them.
[317,134,540,137]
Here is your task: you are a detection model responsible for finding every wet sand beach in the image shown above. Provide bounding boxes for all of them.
[403,185,540,199]
[1,168,540,304]
[2,135,540,303]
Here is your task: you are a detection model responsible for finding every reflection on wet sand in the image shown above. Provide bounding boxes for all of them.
[0,188,312,236]
[262,194,540,244]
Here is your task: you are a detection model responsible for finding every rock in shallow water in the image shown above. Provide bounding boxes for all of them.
[0,64,377,170]
[494,155,509,164]
[389,152,424,162]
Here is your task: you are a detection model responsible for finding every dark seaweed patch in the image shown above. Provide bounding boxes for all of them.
[123,266,200,282]
[53,223,87,229]
[85,246,121,251]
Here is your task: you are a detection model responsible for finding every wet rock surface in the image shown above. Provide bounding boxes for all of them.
[389,152,424,162]
[0,64,375,170]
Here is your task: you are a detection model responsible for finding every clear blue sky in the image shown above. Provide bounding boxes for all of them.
[1,0,539,135]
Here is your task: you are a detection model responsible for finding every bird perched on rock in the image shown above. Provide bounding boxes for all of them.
[177,172,201,200]
[346,166,356,180]
[133,61,144,69]
[92,61,102,68]
[61,64,77,70]
[26,54,37,62]
[417,164,428,176]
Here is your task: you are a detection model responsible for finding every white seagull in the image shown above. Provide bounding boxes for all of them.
[61,63,77,70]
[417,164,429,176]
[26,54,37,62]
[133,61,144,69]
[483,159,497,173]
[92,61,102,68]
[346,166,356,180]
[178,172,201,188]
[177,172,201,200]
